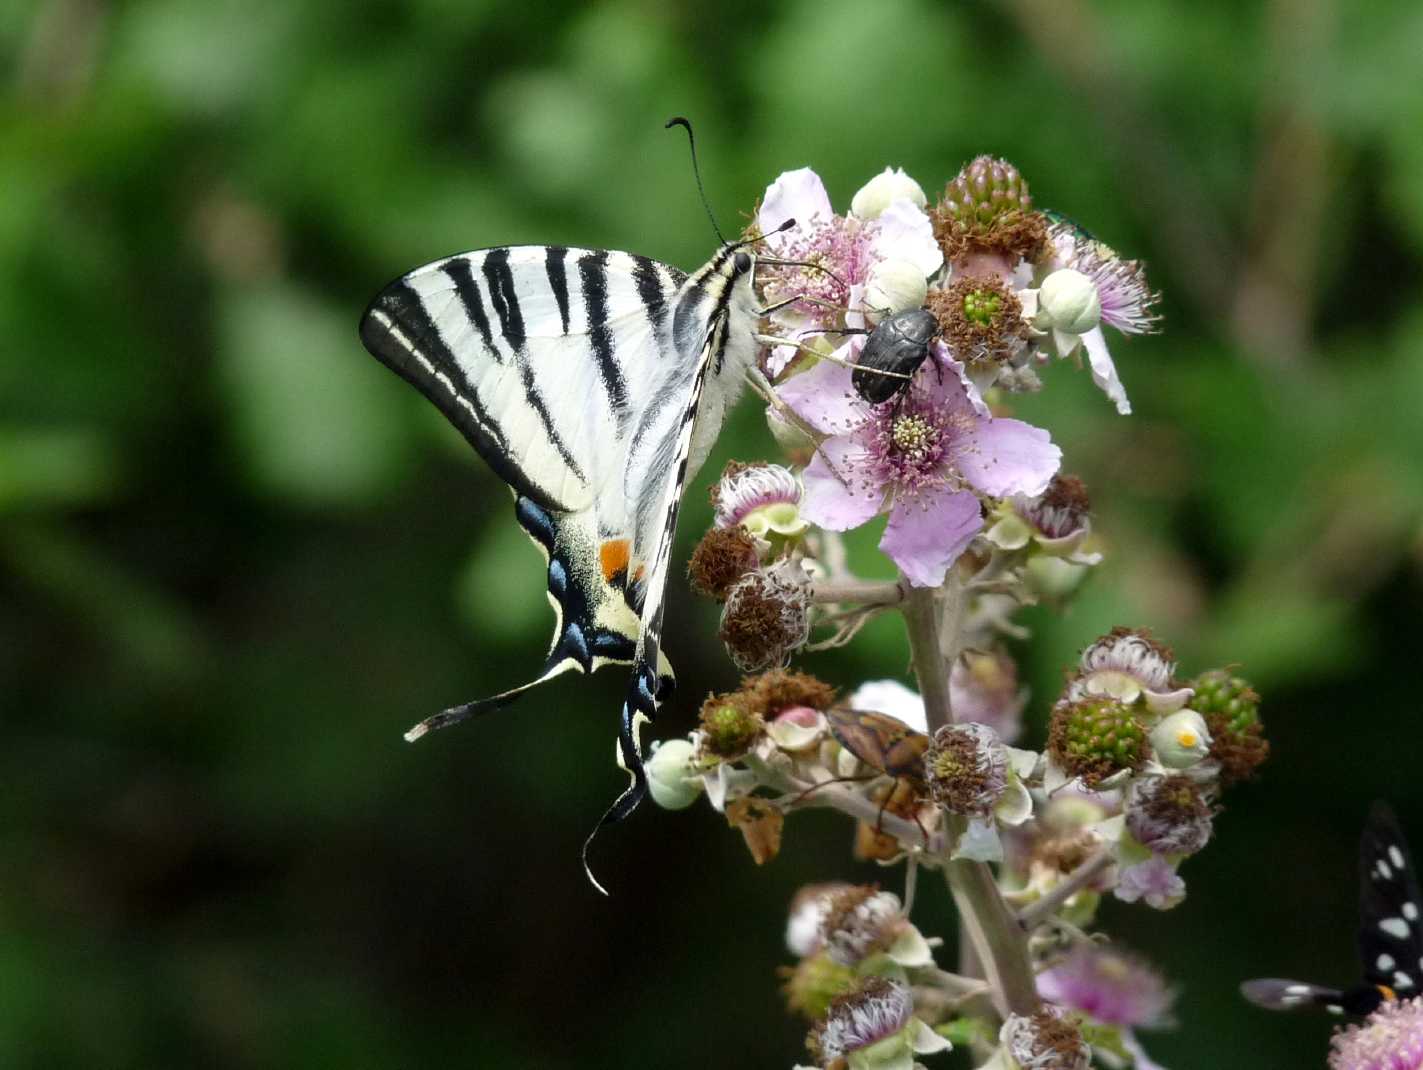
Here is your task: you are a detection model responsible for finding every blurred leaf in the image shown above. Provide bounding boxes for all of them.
[217,284,415,505]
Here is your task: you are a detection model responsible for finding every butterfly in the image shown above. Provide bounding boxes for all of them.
[358,144,799,890]
[1242,801,1423,1015]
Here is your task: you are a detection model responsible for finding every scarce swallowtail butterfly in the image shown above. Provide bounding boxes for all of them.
[1242,802,1423,1015]
[358,124,794,891]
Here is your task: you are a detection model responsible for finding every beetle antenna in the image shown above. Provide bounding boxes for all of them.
[665,116,726,246]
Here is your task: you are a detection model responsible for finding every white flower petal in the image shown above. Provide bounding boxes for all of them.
[1082,326,1132,415]
[954,815,1004,862]
[847,679,928,733]
[995,777,1033,827]
[910,1019,953,1055]
[871,199,943,277]
[759,167,832,249]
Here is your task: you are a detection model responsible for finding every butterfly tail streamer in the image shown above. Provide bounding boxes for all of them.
[581,666,663,895]
[403,657,580,742]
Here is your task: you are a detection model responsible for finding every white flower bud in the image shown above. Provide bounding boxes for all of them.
[1149,709,1213,769]
[1036,268,1102,335]
[646,738,704,810]
[863,258,928,322]
[850,167,927,220]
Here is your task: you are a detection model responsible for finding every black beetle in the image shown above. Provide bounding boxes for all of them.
[850,307,940,404]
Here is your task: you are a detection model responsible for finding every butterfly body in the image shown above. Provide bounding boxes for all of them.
[1242,802,1422,1016]
[360,240,761,885]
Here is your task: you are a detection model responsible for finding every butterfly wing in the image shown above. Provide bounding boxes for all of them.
[1242,802,1421,1015]
[359,246,686,733]
[1358,801,1423,998]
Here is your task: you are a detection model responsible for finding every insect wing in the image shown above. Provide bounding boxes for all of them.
[826,707,929,781]
[1239,979,1349,1014]
[1358,801,1423,998]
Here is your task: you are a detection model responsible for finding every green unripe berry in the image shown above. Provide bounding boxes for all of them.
[1048,696,1148,785]
[1190,669,1260,735]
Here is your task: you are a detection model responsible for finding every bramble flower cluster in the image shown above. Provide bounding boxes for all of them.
[657,157,1280,1068]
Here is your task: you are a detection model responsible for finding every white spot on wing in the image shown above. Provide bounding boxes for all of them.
[1396,970,1415,990]
[1380,917,1412,940]
[1391,846,1406,869]
[1405,902,1419,921]
[1285,984,1312,995]
[1379,953,1397,971]
[1378,860,1394,880]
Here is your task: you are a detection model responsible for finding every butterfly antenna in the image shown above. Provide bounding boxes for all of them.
[665,116,727,246]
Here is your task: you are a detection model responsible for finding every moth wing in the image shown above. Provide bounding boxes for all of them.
[1358,801,1423,996]
[1240,978,1346,1012]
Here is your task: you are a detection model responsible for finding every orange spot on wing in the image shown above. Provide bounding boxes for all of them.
[600,538,631,583]
[1380,984,1398,1002]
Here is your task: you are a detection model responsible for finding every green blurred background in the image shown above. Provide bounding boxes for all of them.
[5,0,1423,1066]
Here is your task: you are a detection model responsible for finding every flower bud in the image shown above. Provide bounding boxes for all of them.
[645,738,704,810]
[1329,998,1423,1070]
[1036,269,1102,335]
[851,166,928,220]
[863,258,928,321]
[1148,709,1212,769]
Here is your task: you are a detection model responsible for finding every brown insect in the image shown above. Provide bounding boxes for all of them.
[818,706,933,845]
[824,706,930,790]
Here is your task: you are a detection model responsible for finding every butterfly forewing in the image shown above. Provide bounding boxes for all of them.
[362,247,684,516]
[1358,801,1423,998]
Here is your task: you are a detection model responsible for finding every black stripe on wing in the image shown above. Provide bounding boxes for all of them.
[360,280,561,507]
[578,250,630,421]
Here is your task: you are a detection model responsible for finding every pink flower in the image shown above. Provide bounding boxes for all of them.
[778,347,1060,587]
[757,168,942,373]
[1114,855,1186,910]
[1037,944,1173,1029]
[1330,998,1423,1070]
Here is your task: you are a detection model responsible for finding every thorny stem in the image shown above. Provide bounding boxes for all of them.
[1015,847,1114,929]
[899,571,1041,1021]
[807,579,904,606]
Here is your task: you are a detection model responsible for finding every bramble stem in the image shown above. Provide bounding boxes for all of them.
[902,584,954,734]
[945,855,1041,1018]
[1015,847,1113,929]
[899,571,1041,1020]
[807,579,905,606]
